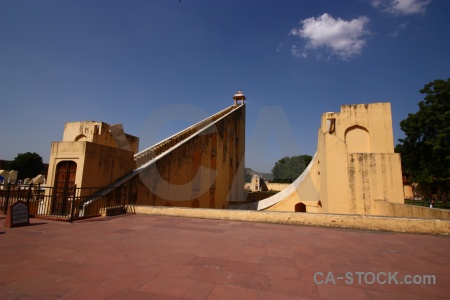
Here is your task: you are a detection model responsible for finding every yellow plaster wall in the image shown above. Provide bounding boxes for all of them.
[318,132,351,214]
[403,185,413,199]
[347,153,404,215]
[46,141,135,197]
[81,143,135,193]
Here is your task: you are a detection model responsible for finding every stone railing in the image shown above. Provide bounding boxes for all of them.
[134,105,238,168]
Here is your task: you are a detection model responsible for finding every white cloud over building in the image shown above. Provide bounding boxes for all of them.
[290,13,370,60]
[371,0,431,15]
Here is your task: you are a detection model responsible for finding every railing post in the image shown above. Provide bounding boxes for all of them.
[69,184,77,223]
[123,184,127,208]
[27,183,33,208]
[62,182,69,216]
[36,183,41,201]
[4,182,11,214]
[17,185,21,206]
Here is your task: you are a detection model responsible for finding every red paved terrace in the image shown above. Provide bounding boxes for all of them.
[1,214,449,299]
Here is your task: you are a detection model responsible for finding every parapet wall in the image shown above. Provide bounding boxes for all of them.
[374,201,450,219]
[62,121,139,154]
[128,206,450,235]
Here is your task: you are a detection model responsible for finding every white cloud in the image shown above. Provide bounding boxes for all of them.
[390,21,409,37]
[371,0,431,15]
[291,45,307,58]
[290,13,370,60]
[276,43,283,52]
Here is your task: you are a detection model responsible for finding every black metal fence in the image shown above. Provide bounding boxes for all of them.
[0,182,136,222]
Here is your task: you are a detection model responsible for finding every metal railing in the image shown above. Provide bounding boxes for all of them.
[0,182,136,222]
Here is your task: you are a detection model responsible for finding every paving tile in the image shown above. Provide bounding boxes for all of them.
[207,284,259,299]
[182,280,214,299]
[241,245,267,256]
[226,271,271,291]
[266,247,295,258]
[105,288,154,300]
[0,271,66,299]
[226,252,263,264]
[222,261,260,275]
[157,252,196,265]
[188,266,231,284]
[260,256,297,269]
[0,269,41,285]
[69,266,116,283]
[187,257,229,269]
[139,274,196,298]
[99,267,159,290]
[152,262,197,278]
[270,277,319,298]
[364,288,423,300]
[259,290,311,300]
[316,284,370,300]
[259,265,300,279]
[62,281,123,300]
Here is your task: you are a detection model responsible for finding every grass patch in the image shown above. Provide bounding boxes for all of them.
[404,199,450,210]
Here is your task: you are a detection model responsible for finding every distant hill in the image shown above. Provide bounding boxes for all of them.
[245,168,273,181]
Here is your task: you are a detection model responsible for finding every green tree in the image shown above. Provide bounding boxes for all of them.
[8,152,45,180]
[271,155,312,181]
[244,170,252,183]
[396,78,450,186]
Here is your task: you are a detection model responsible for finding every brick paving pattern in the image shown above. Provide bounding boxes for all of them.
[1,214,449,299]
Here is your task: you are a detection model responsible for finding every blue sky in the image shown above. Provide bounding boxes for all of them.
[1,0,449,173]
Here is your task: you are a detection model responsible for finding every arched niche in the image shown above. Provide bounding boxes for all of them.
[75,134,88,142]
[345,125,370,153]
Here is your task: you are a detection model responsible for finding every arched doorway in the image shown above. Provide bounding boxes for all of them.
[52,161,77,215]
[295,202,307,212]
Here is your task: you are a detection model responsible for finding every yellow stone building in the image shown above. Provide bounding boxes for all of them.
[46,121,139,198]
[43,95,246,216]
[231,103,409,215]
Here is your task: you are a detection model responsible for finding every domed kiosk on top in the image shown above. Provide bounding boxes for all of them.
[233,90,246,105]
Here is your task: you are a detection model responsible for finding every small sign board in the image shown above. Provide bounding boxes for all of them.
[4,201,30,228]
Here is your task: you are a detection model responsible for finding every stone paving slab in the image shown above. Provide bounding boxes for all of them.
[0,214,449,299]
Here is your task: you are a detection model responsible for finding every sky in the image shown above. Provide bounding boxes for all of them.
[1,0,449,173]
